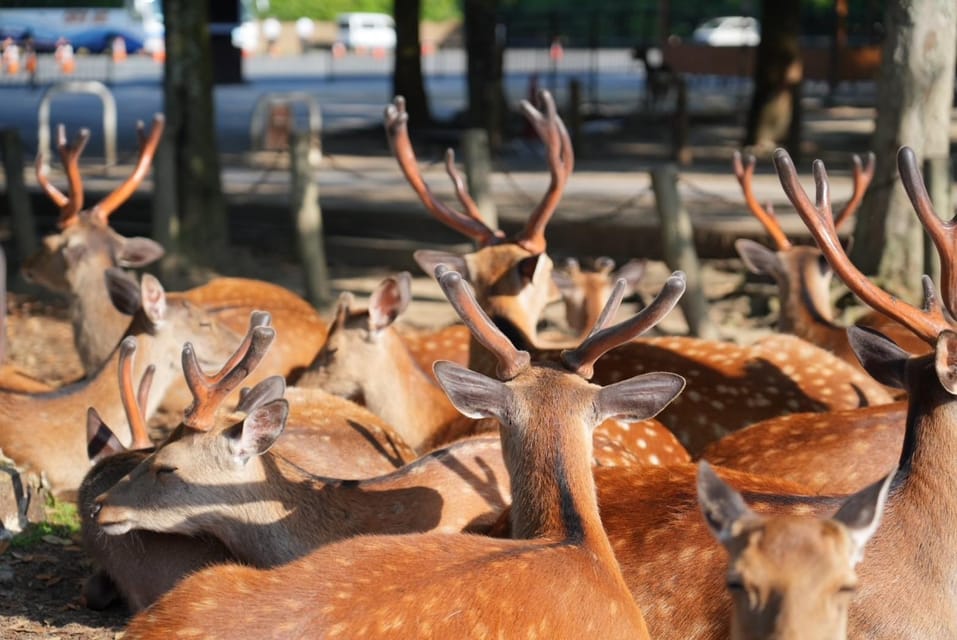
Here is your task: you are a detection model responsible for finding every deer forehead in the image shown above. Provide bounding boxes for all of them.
[505,367,597,413]
[733,518,856,583]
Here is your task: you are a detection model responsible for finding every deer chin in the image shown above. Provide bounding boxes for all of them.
[98,517,134,536]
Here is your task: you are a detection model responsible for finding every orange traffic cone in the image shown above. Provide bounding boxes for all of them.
[56,39,75,74]
[2,39,19,75]
[111,36,127,63]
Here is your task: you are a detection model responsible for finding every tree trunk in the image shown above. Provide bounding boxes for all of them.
[744,0,803,152]
[393,0,431,127]
[162,0,228,267]
[465,0,506,148]
[850,0,956,300]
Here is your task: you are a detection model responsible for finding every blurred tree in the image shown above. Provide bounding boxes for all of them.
[393,0,432,126]
[744,0,802,151]
[160,0,228,267]
[465,0,506,148]
[850,0,956,300]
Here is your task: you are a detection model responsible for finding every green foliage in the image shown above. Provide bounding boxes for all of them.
[10,499,79,549]
[265,0,461,22]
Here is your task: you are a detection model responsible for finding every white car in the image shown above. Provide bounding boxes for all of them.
[691,16,761,47]
[336,12,396,51]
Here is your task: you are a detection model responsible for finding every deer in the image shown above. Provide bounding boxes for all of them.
[78,336,234,612]
[698,460,894,640]
[529,147,957,639]
[0,269,244,496]
[733,150,928,369]
[298,271,689,466]
[23,117,328,386]
[551,256,646,338]
[115,266,689,640]
[388,95,892,456]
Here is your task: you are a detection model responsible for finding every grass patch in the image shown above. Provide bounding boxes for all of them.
[10,497,80,549]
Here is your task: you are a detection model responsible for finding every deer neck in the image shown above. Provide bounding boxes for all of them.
[777,259,839,338]
[69,261,130,373]
[360,330,461,451]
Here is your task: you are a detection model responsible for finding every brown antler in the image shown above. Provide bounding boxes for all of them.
[183,312,275,429]
[833,152,875,229]
[514,90,574,254]
[89,114,164,223]
[36,125,91,229]
[435,264,531,380]
[117,336,154,449]
[384,97,501,245]
[561,272,686,379]
[897,146,957,318]
[773,148,950,343]
[733,151,791,250]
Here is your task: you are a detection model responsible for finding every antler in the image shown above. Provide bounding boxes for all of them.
[897,146,957,318]
[384,97,501,246]
[561,272,686,379]
[89,114,165,223]
[183,312,275,429]
[733,151,791,250]
[117,336,154,449]
[515,90,574,254]
[773,148,950,343]
[435,264,531,380]
[36,125,91,229]
[832,152,875,229]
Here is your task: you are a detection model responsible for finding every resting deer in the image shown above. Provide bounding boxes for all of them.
[541,148,957,639]
[299,272,689,465]
[733,151,928,368]
[0,270,241,495]
[551,256,646,338]
[117,267,688,640]
[698,460,893,640]
[24,117,328,385]
[78,337,233,612]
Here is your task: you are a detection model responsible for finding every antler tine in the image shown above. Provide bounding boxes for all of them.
[588,278,627,335]
[206,311,272,385]
[54,124,91,228]
[833,152,876,229]
[773,148,949,343]
[515,90,572,254]
[35,153,70,210]
[897,146,957,318]
[384,97,498,245]
[561,272,686,379]
[733,151,791,250]
[443,149,508,240]
[435,264,530,380]
[89,114,164,222]
[118,336,152,449]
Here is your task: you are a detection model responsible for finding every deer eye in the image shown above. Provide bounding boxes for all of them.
[726,578,744,591]
[838,584,857,594]
[155,465,178,477]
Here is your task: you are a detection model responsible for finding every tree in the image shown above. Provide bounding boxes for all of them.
[850,0,956,299]
[159,0,228,268]
[393,0,432,127]
[744,0,802,151]
[464,0,506,148]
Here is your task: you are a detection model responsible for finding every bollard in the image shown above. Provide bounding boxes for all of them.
[650,164,717,339]
[289,131,331,307]
[462,128,498,234]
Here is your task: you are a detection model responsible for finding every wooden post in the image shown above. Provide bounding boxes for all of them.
[0,129,38,262]
[568,78,583,158]
[923,155,951,286]
[462,128,498,233]
[650,164,717,339]
[152,133,178,280]
[672,76,692,166]
[290,130,331,307]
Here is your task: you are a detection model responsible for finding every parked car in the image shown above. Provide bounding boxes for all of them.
[691,16,760,47]
[335,12,395,51]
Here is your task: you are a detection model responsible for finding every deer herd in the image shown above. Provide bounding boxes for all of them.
[0,90,950,638]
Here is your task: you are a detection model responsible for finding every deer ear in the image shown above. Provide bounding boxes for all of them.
[832,467,895,565]
[139,274,167,325]
[368,272,412,333]
[86,407,126,462]
[228,399,289,462]
[237,376,286,413]
[116,237,165,268]
[414,250,469,280]
[551,268,576,297]
[734,239,781,276]
[594,373,685,424]
[847,326,908,389]
[517,254,549,284]
[105,268,142,316]
[433,361,510,420]
[935,330,957,394]
[697,460,757,546]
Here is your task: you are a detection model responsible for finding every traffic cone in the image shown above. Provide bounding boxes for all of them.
[56,40,75,74]
[2,40,20,75]
[332,42,346,58]
[25,48,37,75]
[549,38,564,62]
[111,36,127,63]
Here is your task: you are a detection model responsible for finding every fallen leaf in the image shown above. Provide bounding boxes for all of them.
[41,535,72,546]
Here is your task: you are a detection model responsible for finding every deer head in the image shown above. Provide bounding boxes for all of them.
[552,256,646,337]
[699,461,893,640]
